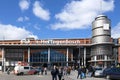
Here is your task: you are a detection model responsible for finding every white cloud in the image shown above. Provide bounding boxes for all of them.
[51,0,114,30]
[0,24,38,40]
[33,1,50,21]
[17,16,29,22]
[112,22,120,38]
[17,17,24,22]
[19,0,30,11]
[24,16,29,21]
[34,24,41,30]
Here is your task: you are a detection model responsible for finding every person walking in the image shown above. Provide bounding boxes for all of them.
[88,65,94,77]
[58,67,63,80]
[77,66,82,79]
[7,67,10,75]
[51,66,58,80]
[41,67,44,75]
[44,67,47,75]
[81,66,86,79]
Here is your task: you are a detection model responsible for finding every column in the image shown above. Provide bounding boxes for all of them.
[71,49,73,61]
[82,57,83,66]
[66,48,69,66]
[94,56,97,66]
[84,47,86,67]
[2,48,5,72]
[104,55,107,67]
[118,47,120,63]
[115,47,118,66]
[28,47,30,66]
[48,48,50,63]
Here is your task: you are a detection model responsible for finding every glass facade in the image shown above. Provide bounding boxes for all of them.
[0,48,74,67]
[50,50,66,62]
[30,49,48,63]
[5,49,23,62]
[0,46,98,70]
[30,49,67,63]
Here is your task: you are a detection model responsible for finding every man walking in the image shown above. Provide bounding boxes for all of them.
[51,66,58,80]
[77,66,82,79]
[7,67,10,75]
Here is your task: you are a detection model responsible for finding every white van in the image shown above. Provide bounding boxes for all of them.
[14,65,36,75]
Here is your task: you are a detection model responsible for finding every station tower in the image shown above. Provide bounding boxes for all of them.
[91,15,114,67]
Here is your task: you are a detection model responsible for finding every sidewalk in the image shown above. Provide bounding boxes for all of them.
[0,70,106,80]
[66,70,106,80]
[0,71,3,74]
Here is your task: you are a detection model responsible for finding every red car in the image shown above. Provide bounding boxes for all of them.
[28,69,37,75]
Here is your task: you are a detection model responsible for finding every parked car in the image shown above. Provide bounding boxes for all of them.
[34,67,41,74]
[94,67,104,77]
[14,65,37,75]
[103,67,120,80]
[28,69,37,75]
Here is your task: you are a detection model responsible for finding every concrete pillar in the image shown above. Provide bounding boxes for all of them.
[2,47,5,72]
[104,55,107,67]
[81,54,83,65]
[48,48,50,63]
[28,47,30,66]
[84,47,86,67]
[94,56,97,66]
[66,48,69,66]
[71,49,73,61]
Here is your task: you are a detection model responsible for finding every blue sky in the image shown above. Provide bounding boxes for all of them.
[0,0,119,40]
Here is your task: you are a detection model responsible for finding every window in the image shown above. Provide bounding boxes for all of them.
[24,67,29,69]
[97,55,104,60]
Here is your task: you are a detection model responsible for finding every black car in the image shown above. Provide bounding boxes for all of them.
[103,67,120,80]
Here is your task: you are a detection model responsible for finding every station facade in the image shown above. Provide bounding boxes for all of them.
[0,38,92,71]
[0,15,120,72]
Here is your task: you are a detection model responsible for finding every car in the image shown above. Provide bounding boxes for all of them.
[14,65,36,75]
[34,67,41,74]
[103,67,120,80]
[28,69,37,75]
[94,67,104,77]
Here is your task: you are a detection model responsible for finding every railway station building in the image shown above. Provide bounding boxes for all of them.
[0,15,120,72]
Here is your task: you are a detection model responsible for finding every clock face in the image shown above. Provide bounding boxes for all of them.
[103,24,109,30]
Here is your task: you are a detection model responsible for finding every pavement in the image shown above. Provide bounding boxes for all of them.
[66,70,106,80]
[37,70,106,80]
[0,70,106,80]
